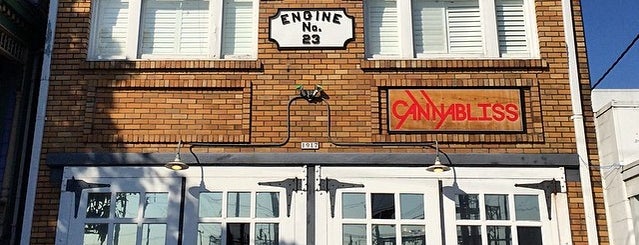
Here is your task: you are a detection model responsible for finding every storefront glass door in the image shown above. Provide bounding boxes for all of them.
[316,167,443,245]
[182,166,307,245]
[56,168,183,245]
[56,166,566,245]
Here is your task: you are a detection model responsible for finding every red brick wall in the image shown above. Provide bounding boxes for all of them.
[30,0,607,244]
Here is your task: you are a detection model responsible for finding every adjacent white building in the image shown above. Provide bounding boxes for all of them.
[592,89,639,245]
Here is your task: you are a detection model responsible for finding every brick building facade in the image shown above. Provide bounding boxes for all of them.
[23,0,608,244]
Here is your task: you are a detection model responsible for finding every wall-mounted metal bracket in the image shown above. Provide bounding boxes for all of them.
[65,177,111,218]
[515,179,561,220]
[258,178,304,217]
[296,84,327,103]
[319,178,364,218]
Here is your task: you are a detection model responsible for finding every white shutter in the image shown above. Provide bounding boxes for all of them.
[140,0,179,56]
[179,0,210,56]
[447,0,483,54]
[496,0,529,57]
[221,0,254,58]
[366,0,400,58]
[140,0,209,58]
[95,0,129,59]
[412,1,447,55]
[412,0,482,57]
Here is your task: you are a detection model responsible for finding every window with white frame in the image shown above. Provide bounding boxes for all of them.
[454,193,545,244]
[88,0,258,60]
[364,0,539,59]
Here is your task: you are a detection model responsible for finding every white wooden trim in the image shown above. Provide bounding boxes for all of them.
[54,191,74,245]
[87,0,100,59]
[397,0,414,57]
[482,0,499,57]
[524,0,540,58]
[554,193,574,245]
[210,0,223,58]
[128,0,141,60]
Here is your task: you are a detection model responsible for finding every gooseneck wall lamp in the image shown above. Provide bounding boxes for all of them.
[164,86,452,172]
[165,140,189,170]
[426,141,451,173]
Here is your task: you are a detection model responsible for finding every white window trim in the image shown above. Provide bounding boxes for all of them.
[365,0,540,60]
[524,0,541,58]
[88,0,259,61]
[397,0,415,58]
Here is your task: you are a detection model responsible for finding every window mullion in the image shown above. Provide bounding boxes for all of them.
[524,0,540,58]
[211,0,223,59]
[250,0,259,59]
[512,225,520,244]
[88,0,99,59]
[397,0,413,58]
[482,0,499,57]
[128,0,142,59]
[509,194,518,244]
[176,6,183,55]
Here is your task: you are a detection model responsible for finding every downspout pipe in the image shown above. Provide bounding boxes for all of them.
[562,0,599,244]
[20,0,58,243]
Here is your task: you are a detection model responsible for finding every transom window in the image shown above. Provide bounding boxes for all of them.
[88,0,258,60]
[364,0,539,59]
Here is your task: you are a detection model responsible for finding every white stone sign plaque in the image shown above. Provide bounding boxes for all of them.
[269,9,355,49]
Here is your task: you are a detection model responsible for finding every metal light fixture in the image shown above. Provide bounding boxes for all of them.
[296,84,325,103]
[426,141,450,173]
[165,140,189,170]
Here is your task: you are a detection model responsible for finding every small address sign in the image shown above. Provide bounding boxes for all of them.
[301,142,320,150]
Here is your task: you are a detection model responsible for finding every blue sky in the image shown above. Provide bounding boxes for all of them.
[581,1,639,89]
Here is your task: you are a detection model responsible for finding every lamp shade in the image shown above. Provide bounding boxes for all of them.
[165,158,189,170]
[426,156,450,173]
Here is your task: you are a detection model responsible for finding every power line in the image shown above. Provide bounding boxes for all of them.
[591,33,639,89]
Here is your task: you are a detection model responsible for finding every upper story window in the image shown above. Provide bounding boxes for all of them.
[88,0,258,60]
[364,0,539,59]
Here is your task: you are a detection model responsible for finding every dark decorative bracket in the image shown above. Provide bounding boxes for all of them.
[258,178,304,217]
[65,177,111,218]
[296,84,328,103]
[319,178,364,218]
[515,179,561,220]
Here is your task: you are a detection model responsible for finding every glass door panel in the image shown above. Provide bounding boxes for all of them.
[182,166,307,245]
[318,167,442,245]
[57,168,183,245]
[442,178,555,245]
